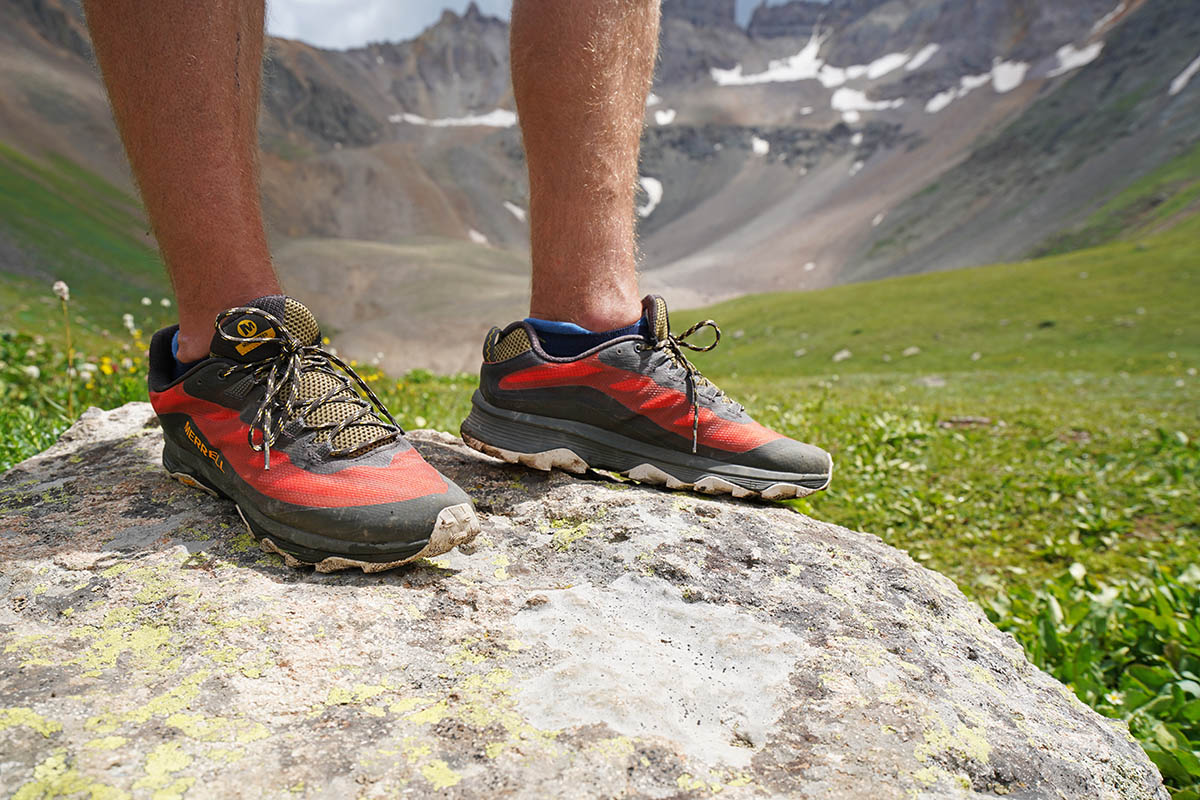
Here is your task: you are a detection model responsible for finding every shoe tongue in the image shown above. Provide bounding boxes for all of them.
[209,295,321,363]
[641,295,671,343]
[209,295,393,454]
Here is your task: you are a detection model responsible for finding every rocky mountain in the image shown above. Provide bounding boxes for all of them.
[1,0,1197,372]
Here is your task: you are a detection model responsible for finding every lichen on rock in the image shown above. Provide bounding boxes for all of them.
[0,403,1169,799]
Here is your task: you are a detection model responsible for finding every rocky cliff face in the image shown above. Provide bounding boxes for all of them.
[0,404,1170,798]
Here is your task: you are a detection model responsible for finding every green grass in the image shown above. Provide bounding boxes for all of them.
[0,143,175,346]
[1,144,1198,796]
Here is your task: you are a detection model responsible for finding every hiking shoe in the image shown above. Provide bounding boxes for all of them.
[147,295,479,572]
[460,295,832,500]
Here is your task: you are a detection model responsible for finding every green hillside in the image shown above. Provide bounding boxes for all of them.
[686,214,1199,379]
[0,143,175,345]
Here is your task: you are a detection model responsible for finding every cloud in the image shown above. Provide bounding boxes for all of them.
[266,0,797,50]
[266,0,511,50]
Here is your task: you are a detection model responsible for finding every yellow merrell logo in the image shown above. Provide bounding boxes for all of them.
[184,420,225,473]
[233,317,276,355]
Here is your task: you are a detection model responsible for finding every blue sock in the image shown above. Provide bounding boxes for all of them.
[170,330,204,380]
[525,316,649,357]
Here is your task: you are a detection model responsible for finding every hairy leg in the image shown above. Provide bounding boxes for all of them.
[511,0,661,331]
[84,0,279,362]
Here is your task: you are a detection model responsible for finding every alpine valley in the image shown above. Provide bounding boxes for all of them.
[1,0,1197,372]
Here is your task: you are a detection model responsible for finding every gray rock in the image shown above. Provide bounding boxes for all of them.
[0,403,1167,799]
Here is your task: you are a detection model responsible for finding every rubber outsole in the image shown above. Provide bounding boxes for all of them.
[460,397,832,501]
[166,469,480,573]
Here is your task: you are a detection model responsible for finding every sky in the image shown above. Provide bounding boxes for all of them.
[266,0,784,50]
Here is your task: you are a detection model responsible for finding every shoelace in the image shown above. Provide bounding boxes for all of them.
[643,319,725,453]
[215,307,401,470]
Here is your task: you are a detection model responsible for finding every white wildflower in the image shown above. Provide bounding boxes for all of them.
[970,352,982,361]
[141,297,152,306]
[902,346,921,357]
[122,313,135,330]
[22,365,40,379]
[160,298,172,308]
[52,280,70,301]
[832,348,852,363]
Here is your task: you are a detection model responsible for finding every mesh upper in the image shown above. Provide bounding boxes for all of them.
[489,327,533,362]
[652,296,670,342]
[284,297,321,346]
[294,370,392,451]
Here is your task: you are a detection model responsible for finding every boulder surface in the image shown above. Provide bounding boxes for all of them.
[0,403,1167,799]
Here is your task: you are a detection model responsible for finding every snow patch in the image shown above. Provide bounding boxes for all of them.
[925,60,1028,113]
[751,136,770,156]
[1170,52,1200,96]
[925,89,957,114]
[992,61,1029,93]
[1047,42,1104,77]
[503,201,526,222]
[637,177,663,218]
[654,109,677,126]
[646,93,662,107]
[390,109,517,128]
[850,132,864,146]
[866,52,911,80]
[1092,3,1125,33]
[906,44,940,72]
[712,31,927,89]
[849,160,865,176]
[468,229,489,245]
[832,88,904,116]
[842,110,862,124]
[800,106,814,115]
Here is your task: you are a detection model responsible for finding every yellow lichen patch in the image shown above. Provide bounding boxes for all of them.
[68,611,179,678]
[550,519,591,551]
[166,713,269,744]
[133,742,193,793]
[87,670,209,734]
[3,633,57,668]
[388,697,425,715]
[967,664,999,689]
[586,736,635,760]
[406,699,450,726]
[0,707,62,738]
[445,638,489,668]
[86,736,129,751]
[229,532,259,553]
[914,714,991,766]
[492,554,510,581]
[420,759,462,790]
[205,747,245,764]
[676,773,707,791]
[324,682,396,709]
[12,749,129,800]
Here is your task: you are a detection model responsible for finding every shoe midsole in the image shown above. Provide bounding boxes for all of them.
[462,391,830,491]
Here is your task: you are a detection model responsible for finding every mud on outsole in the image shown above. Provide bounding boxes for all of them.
[460,432,827,501]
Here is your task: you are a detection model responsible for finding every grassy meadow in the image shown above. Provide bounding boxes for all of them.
[1,146,1198,796]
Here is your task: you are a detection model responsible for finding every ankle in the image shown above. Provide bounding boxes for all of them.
[528,292,642,332]
[173,329,211,363]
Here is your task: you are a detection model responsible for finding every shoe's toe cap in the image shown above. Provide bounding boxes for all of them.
[271,474,477,550]
[745,437,833,485]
